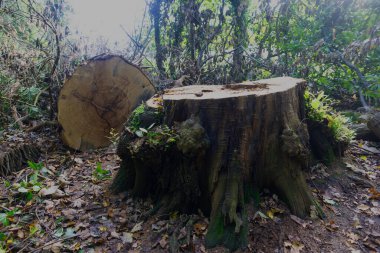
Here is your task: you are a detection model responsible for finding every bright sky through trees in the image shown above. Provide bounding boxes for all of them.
[66,0,147,48]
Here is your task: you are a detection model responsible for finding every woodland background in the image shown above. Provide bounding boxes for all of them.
[0,0,379,130]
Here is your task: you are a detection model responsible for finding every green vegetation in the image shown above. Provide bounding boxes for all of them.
[305,89,355,143]
[93,162,111,181]
[0,0,379,129]
[12,161,46,201]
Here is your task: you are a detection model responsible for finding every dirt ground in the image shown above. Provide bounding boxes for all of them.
[0,129,379,253]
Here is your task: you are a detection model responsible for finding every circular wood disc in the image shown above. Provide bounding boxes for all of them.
[58,55,155,151]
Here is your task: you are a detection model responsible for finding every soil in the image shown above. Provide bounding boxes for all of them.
[0,128,379,253]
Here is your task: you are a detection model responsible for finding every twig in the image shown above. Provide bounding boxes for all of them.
[352,143,379,154]
[11,105,26,129]
[30,234,78,253]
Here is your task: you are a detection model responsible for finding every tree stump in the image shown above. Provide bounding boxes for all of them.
[112,77,322,251]
[58,55,155,151]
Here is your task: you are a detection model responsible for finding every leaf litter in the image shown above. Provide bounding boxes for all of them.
[0,131,379,252]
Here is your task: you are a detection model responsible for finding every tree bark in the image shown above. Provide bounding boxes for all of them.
[230,0,248,82]
[150,0,165,78]
[112,77,323,251]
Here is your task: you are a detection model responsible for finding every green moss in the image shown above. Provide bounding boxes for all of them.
[205,208,248,251]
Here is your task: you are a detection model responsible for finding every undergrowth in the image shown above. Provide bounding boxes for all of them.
[305,89,355,143]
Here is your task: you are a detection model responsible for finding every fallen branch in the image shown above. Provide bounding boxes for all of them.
[26,120,58,132]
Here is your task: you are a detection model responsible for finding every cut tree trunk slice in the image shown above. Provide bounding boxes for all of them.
[58,55,155,151]
[112,77,324,251]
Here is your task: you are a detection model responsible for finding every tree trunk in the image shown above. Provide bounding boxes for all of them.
[112,77,323,251]
[230,0,248,82]
[150,0,165,78]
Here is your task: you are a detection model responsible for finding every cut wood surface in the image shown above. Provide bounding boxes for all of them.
[58,55,155,151]
[113,77,323,250]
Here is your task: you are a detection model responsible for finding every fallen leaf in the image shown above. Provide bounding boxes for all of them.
[369,188,380,200]
[159,235,168,248]
[99,226,107,232]
[61,209,77,220]
[325,220,339,232]
[357,204,370,211]
[110,230,120,239]
[72,198,85,208]
[346,232,359,244]
[64,227,76,237]
[131,222,143,233]
[17,229,24,239]
[323,197,336,205]
[194,222,207,236]
[284,240,305,253]
[290,215,309,228]
[39,185,59,196]
[370,207,380,215]
[121,232,133,244]
[74,158,83,164]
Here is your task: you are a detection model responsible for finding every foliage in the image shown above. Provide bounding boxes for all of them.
[305,89,355,143]
[145,125,178,148]
[0,0,83,127]
[12,161,45,201]
[146,0,379,106]
[93,162,111,181]
[128,104,148,132]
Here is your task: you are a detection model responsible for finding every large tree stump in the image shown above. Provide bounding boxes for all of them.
[112,77,322,251]
[58,55,155,151]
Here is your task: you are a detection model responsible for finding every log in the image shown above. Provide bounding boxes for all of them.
[58,55,155,151]
[351,123,380,142]
[367,112,380,140]
[112,77,323,251]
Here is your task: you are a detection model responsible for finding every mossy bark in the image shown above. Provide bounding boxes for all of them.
[112,77,324,251]
[307,120,348,165]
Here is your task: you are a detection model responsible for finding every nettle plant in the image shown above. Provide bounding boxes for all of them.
[305,89,355,143]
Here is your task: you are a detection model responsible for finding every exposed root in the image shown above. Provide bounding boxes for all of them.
[0,144,40,176]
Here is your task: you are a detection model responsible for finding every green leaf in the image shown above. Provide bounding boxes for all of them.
[26,192,34,201]
[3,180,11,188]
[27,161,43,171]
[29,224,39,235]
[54,227,64,237]
[32,185,41,192]
[0,232,6,241]
[0,213,10,226]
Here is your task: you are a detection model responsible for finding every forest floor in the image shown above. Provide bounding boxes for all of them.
[0,128,379,253]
